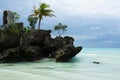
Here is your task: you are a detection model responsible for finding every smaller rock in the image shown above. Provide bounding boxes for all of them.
[92,61,100,64]
[52,45,82,62]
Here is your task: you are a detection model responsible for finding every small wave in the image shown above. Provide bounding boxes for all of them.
[82,54,96,56]
[35,67,55,70]
[4,64,14,66]
[0,69,58,80]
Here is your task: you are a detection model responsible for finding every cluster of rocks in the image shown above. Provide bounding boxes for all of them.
[0,29,82,63]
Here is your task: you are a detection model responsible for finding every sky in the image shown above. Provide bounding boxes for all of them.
[0,0,120,48]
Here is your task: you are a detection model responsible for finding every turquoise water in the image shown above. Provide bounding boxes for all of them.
[0,48,120,80]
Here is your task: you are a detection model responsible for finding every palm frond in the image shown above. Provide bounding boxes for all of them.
[40,3,50,9]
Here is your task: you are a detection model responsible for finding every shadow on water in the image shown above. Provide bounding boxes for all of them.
[3,63,14,66]
[69,57,82,63]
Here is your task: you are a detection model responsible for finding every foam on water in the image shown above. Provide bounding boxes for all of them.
[0,48,120,80]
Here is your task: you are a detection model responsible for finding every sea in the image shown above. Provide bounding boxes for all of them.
[0,48,120,80]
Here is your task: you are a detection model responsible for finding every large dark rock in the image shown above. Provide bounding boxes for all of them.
[0,29,82,63]
[0,10,82,62]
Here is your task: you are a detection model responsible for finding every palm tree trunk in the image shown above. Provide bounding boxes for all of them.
[38,19,41,29]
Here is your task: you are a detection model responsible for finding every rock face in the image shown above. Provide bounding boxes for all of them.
[3,10,15,25]
[53,45,82,62]
[0,29,82,63]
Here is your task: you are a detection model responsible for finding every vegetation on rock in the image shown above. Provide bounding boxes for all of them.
[13,12,20,22]
[27,15,38,30]
[54,23,67,37]
[32,3,55,29]
[4,23,20,34]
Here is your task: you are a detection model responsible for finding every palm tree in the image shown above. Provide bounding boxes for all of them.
[32,3,55,29]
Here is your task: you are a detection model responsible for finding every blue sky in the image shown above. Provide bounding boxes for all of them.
[0,0,120,48]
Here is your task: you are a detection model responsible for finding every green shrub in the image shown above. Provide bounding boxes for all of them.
[4,23,21,34]
[54,23,67,37]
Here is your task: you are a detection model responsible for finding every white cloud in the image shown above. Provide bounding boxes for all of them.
[39,0,120,17]
[64,34,96,41]
[0,0,120,47]
[51,34,97,41]
[2,0,120,18]
[90,26,101,30]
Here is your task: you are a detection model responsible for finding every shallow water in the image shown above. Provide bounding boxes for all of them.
[0,48,120,80]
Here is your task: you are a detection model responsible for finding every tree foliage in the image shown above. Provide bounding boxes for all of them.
[27,15,38,30]
[32,3,55,29]
[13,12,20,22]
[54,23,67,37]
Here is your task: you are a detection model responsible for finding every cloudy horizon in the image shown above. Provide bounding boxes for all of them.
[0,0,120,48]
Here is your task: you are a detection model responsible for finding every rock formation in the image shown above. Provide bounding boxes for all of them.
[0,10,82,63]
[0,29,82,63]
[3,10,14,25]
